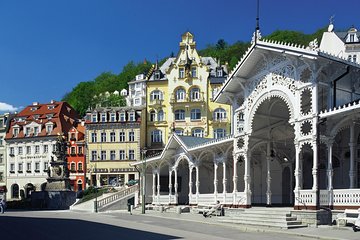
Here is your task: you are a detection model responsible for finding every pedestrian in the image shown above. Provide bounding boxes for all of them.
[203,201,222,218]
[0,198,5,214]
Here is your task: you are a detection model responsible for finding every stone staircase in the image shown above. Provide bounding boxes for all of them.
[218,207,307,229]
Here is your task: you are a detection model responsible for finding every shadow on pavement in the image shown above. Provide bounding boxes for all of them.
[0,216,181,240]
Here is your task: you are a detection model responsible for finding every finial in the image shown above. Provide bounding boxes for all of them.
[251,0,262,44]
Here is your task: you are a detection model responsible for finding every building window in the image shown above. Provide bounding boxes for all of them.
[25,127,30,136]
[217,68,223,77]
[150,90,163,101]
[35,145,40,154]
[158,110,164,122]
[151,130,162,143]
[190,88,200,101]
[91,114,97,122]
[100,113,106,122]
[70,147,76,155]
[192,128,204,138]
[70,162,76,171]
[110,132,116,142]
[110,150,116,160]
[190,109,201,120]
[91,151,97,161]
[101,132,107,142]
[13,128,19,137]
[176,88,186,101]
[213,108,227,121]
[78,146,83,155]
[78,162,83,172]
[43,145,48,153]
[129,150,135,160]
[0,137,2,146]
[119,132,125,142]
[101,151,106,160]
[34,127,39,136]
[91,132,97,142]
[119,150,125,160]
[129,131,135,142]
[18,163,23,173]
[26,146,31,155]
[27,162,32,172]
[0,154,3,163]
[18,147,23,155]
[150,110,156,122]
[0,172,3,182]
[44,162,49,171]
[110,112,116,122]
[10,147,14,156]
[10,163,15,173]
[46,125,53,134]
[175,109,185,121]
[119,112,126,122]
[175,129,184,136]
[214,129,226,139]
[179,68,185,78]
[191,67,197,77]
[353,55,357,63]
[129,112,135,121]
[35,162,40,172]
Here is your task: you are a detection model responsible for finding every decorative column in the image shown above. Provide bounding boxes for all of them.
[266,141,272,206]
[223,161,227,204]
[244,151,251,207]
[312,139,318,191]
[326,140,334,207]
[152,171,156,203]
[174,168,178,204]
[349,123,355,189]
[233,153,238,193]
[195,165,200,203]
[188,166,193,203]
[214,162,218,201]
[169,169,173,204]
[157,170,160,203]
[294,142,301,191]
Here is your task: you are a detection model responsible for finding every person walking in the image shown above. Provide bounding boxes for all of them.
[0,198,6,214]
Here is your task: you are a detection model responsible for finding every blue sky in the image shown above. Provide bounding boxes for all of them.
[0,0,359,113]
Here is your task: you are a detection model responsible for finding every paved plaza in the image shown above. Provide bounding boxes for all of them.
[0,208,359,240]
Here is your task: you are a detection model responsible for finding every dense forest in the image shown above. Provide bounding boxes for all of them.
[63,27,327,116]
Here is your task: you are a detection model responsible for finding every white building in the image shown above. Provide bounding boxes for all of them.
[0,113,13,197]
[134,27,360,215]
[125,73,147,107]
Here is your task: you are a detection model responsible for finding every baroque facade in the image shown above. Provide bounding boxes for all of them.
[85,106,145,187]
[146,32,231,154]
[135,25,360,210]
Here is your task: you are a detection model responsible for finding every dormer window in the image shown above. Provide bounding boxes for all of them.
[217,68,223,77]
[13,128,19,137]
[100,113,107,122]
[110,112,116,122]
[33,115,40,120]
[31,107,38,111]
[47,105,55,110]
[119,112,126,122]
[129,112,135,122]
[34,127,39,136]
[46,123,53,134]
[91,114,97,123]
[25,127,31,137]
[46,114,53,119]
[179,68,185,78]
[154,71,161,80]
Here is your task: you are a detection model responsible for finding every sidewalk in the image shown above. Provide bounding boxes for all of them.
[125,208,360,240]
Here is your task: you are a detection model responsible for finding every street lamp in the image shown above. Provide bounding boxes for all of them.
[141,147,147,214]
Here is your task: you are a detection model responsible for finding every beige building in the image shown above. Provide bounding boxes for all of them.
[85,106,146,186]
[146,32,231,154]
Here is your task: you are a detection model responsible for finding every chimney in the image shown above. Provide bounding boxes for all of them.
[32,102,38,106]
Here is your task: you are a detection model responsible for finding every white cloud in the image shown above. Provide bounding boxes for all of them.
[0,102,18,112]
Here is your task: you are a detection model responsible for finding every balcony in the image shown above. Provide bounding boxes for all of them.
[170,94,205,105]
[148,99,164,107]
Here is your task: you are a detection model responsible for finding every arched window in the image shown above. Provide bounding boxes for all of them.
[213,108,227,121]
[190,87,200,101]
[11,184,19,199]
[77,179,83,191]
[175,109,185,121]
[214,129,226,139]
[175,128,184,136]
[78,162,83,172]
[192,128,204,138]
[150,110,156,122]
[151,130,162,143]
[190,109,201,120]
[150,90,163,101]
[175,88,186,101]
[70,162,76,171]
[157,110,164,121]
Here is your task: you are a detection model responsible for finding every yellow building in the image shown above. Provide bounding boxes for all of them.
[85,106,146,186]
[146,32,231,153]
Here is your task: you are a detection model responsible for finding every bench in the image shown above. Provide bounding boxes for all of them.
[336,208,360,227]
